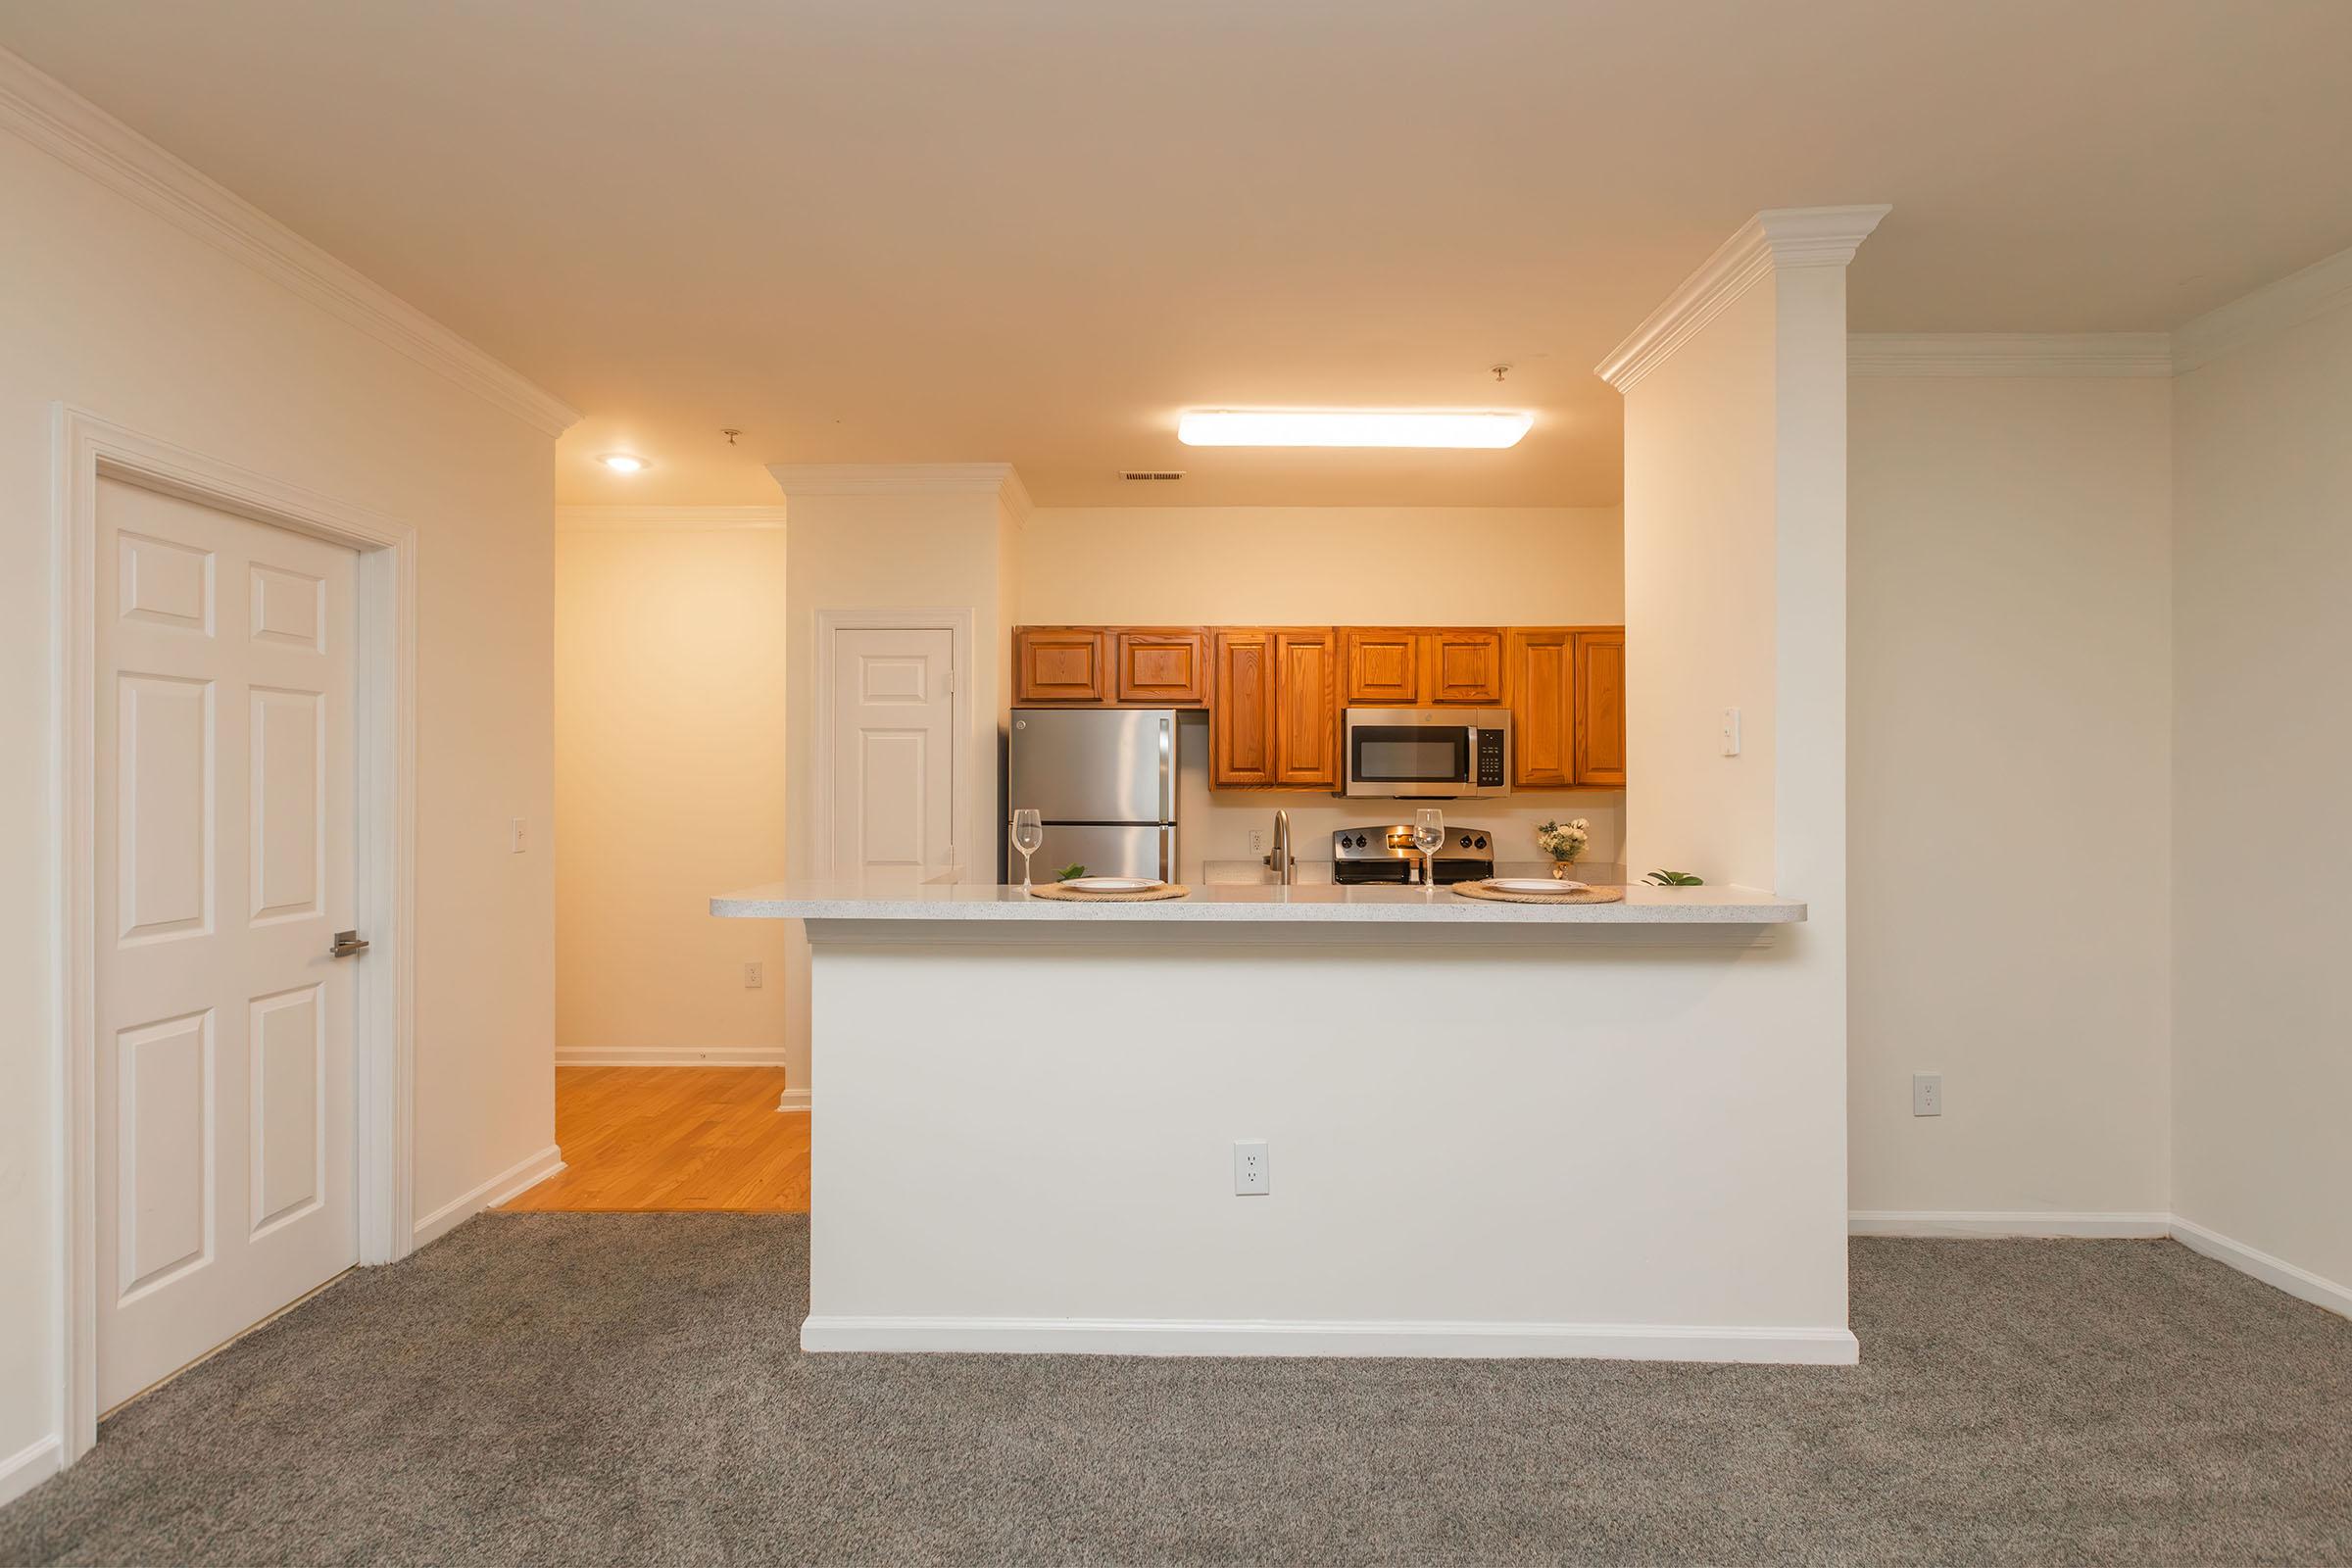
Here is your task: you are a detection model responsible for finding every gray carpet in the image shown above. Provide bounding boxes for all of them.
[4,1217,2349,1566]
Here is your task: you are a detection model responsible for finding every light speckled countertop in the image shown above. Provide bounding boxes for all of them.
[710,879,1803,925]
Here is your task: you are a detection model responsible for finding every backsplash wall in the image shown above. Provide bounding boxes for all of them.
[1170,712,1625,880]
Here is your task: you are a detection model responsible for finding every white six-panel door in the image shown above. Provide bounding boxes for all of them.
[827,627,956,878]
[95,477,359,1409]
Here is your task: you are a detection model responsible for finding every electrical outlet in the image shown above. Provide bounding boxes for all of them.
[743,962,763,990]
[1913,1072,1943,1117]
[1233,1139,1270,1196]
[1248,828,1266,855]
[1721,708,1742,757]
[510,816,528,854]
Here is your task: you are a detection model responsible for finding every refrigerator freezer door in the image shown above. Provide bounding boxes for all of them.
[1007,708,1176,823]
[1014,823,1176,884]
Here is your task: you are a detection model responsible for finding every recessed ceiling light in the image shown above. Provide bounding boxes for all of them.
[1177,409,1534,449]
[599,452,650,473]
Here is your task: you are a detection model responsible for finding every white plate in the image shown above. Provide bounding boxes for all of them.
[1482,877,1587,895]
[1061,876,1159,893]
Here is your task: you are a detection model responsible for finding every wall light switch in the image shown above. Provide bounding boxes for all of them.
[510,816,528,854]
[1721,708,1742,757]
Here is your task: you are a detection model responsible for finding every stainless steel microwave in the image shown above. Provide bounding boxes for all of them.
[1342,708,1511,798]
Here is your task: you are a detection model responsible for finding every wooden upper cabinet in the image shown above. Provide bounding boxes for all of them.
[1507,629,1576,787]
[1426,629,1504,704]
[1340,628,1421,704]
[1271,630,1338,786]
[1573,629,1627,787]
[1209,630,1276,786]
[1113,628,1207,704]
[1014,627,1107,703]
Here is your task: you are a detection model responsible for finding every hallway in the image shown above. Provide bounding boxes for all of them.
[501,1067,808,1212]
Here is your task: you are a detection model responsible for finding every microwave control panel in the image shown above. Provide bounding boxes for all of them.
[1475,729,1506,787]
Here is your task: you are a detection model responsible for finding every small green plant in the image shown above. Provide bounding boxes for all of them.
[1643,869,1705,886]
[1056,863,1087,881]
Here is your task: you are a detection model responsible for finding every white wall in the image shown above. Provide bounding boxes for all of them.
[1,101,558,1485]
[1612,221,1867,1347]
[1847,376,2175,1220]
[2171,288,2352,1294]
[554,516,792,1066]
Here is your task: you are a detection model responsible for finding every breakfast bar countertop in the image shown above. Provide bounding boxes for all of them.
[710,879,1805,925]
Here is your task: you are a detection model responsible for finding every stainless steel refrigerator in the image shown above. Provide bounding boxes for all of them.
[1006,708,1179,882]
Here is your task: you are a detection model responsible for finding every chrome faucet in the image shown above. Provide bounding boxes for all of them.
[1269,809,1296,885]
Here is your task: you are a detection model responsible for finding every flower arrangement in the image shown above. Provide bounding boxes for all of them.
[1536,818,1590,865]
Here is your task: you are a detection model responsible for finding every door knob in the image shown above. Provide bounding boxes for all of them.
[329,930,370,957]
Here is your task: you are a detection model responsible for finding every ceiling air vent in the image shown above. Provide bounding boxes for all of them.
[1118,469,1186,482]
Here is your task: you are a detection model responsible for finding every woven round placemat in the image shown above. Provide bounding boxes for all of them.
[1026,881,1190,903]
[1450,880,1625,906]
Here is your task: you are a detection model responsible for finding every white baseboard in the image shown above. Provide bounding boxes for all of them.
[776,1088,810,1112]
[2172,1216,2352,1321]
[801,1314,1859,1364]
[0,1435,62,1507]
[412,1144,564,1247]
[555,1046,789,1067]
[1849,1209,2173,1239]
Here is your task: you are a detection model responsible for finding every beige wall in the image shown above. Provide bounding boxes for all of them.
[0,127,557,1472]
[554,519,792,1064]
[776,477,1024,1090]
[2172,295,2352,1290]
[1623,284,1781,889]
[1848,375,2175,1219]
[1018,506,1622,627]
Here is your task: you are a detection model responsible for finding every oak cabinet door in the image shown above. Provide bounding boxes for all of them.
[1272,630,1339,787]
[1507,629,1575,786]
[1427,629,1505,703]
[1210,630,1276,786]
[1015,628,1107,703]
[1114,629,1207,704]
[1340,628,1420,704]
[1574,630,1627,787]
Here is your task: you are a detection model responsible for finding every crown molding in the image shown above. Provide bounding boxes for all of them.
[1849,333,2175,378]
[767,462,1032,515]
[555,505,790,533]
[2173,242,2352,375]
[0,46,580,438]
[1596,205,1891,393]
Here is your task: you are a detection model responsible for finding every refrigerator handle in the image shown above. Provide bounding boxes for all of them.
[1159,714,1174,818]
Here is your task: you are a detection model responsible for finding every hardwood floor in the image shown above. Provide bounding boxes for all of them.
[500,1066,809,1212]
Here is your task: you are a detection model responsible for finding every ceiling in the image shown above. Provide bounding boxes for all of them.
[6,1,2350,508]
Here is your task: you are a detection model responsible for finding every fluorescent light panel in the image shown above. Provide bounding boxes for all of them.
[1178,409,1534,449]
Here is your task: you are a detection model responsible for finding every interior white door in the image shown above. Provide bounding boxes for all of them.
[828,627,956,878]
[95,477,359,1409]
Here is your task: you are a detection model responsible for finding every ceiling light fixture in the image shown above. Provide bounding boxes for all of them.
[1177,409,1534,450]
[598,452,650,473]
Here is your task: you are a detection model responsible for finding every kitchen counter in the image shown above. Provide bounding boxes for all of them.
[710,878,1803,925]
[726,870,1846,1367]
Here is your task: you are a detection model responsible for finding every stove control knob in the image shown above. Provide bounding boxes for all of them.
[1474,835,1488,850]
[1458,834,1471,848]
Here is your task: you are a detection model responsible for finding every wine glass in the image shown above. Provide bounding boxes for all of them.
[1011,808,1044,893]
[1413,808,1445,894]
